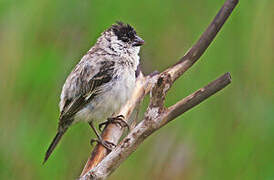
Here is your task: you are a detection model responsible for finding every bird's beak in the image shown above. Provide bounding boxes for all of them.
[133,36,145,46]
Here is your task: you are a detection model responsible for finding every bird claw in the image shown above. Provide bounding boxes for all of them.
[99,115,130,131]
[98,121,108,132]
[90,138,116,151]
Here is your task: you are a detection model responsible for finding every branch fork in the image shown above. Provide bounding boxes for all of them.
[79,0,238,179]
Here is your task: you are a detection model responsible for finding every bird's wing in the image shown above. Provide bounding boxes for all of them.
[58,57,115,130]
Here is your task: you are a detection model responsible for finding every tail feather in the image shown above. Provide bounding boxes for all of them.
[43,130,67,164]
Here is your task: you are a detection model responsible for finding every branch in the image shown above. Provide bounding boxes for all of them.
[165,0,239,82]
[81,73,231,179]
[163,72,231,125]
[79,0,238,179]
[80,73,157,176]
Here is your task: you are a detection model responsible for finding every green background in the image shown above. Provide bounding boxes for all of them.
[0,0,273,179]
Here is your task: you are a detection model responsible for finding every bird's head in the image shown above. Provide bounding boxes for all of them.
[97,21,144,56]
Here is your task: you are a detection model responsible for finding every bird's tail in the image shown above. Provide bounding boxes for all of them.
[43,129,67,164]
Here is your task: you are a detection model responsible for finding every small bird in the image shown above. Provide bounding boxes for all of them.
[44,22,144,164]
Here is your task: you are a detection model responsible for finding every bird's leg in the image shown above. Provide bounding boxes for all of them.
[99,115,130,131]
[89,121,116,151]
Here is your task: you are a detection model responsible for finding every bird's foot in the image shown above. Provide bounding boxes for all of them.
[90,138,116,151]
[99,115,130,131]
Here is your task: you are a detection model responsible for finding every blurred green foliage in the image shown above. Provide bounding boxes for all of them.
[0,0,273,179]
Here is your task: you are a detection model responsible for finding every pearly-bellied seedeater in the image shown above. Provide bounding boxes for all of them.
[44,22,144,163]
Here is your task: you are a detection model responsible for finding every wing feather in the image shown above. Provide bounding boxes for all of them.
[58,59,115,129]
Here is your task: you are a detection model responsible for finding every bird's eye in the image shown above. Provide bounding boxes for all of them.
[121,36,129,42]
[128,32,135,39]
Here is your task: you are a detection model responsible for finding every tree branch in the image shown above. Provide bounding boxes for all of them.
[80,73,154,176]
[80,73,231,180]
[163,72,231,125]
[165,0,238,82]
[79,0,238,179]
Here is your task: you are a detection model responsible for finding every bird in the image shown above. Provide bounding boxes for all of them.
[43,21,144,164]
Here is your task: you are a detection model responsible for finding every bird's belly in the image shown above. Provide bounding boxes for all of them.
[75,69,135,123]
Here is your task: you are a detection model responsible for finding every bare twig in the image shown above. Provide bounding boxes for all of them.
[163,72,231,125]
[79,0,238,179]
